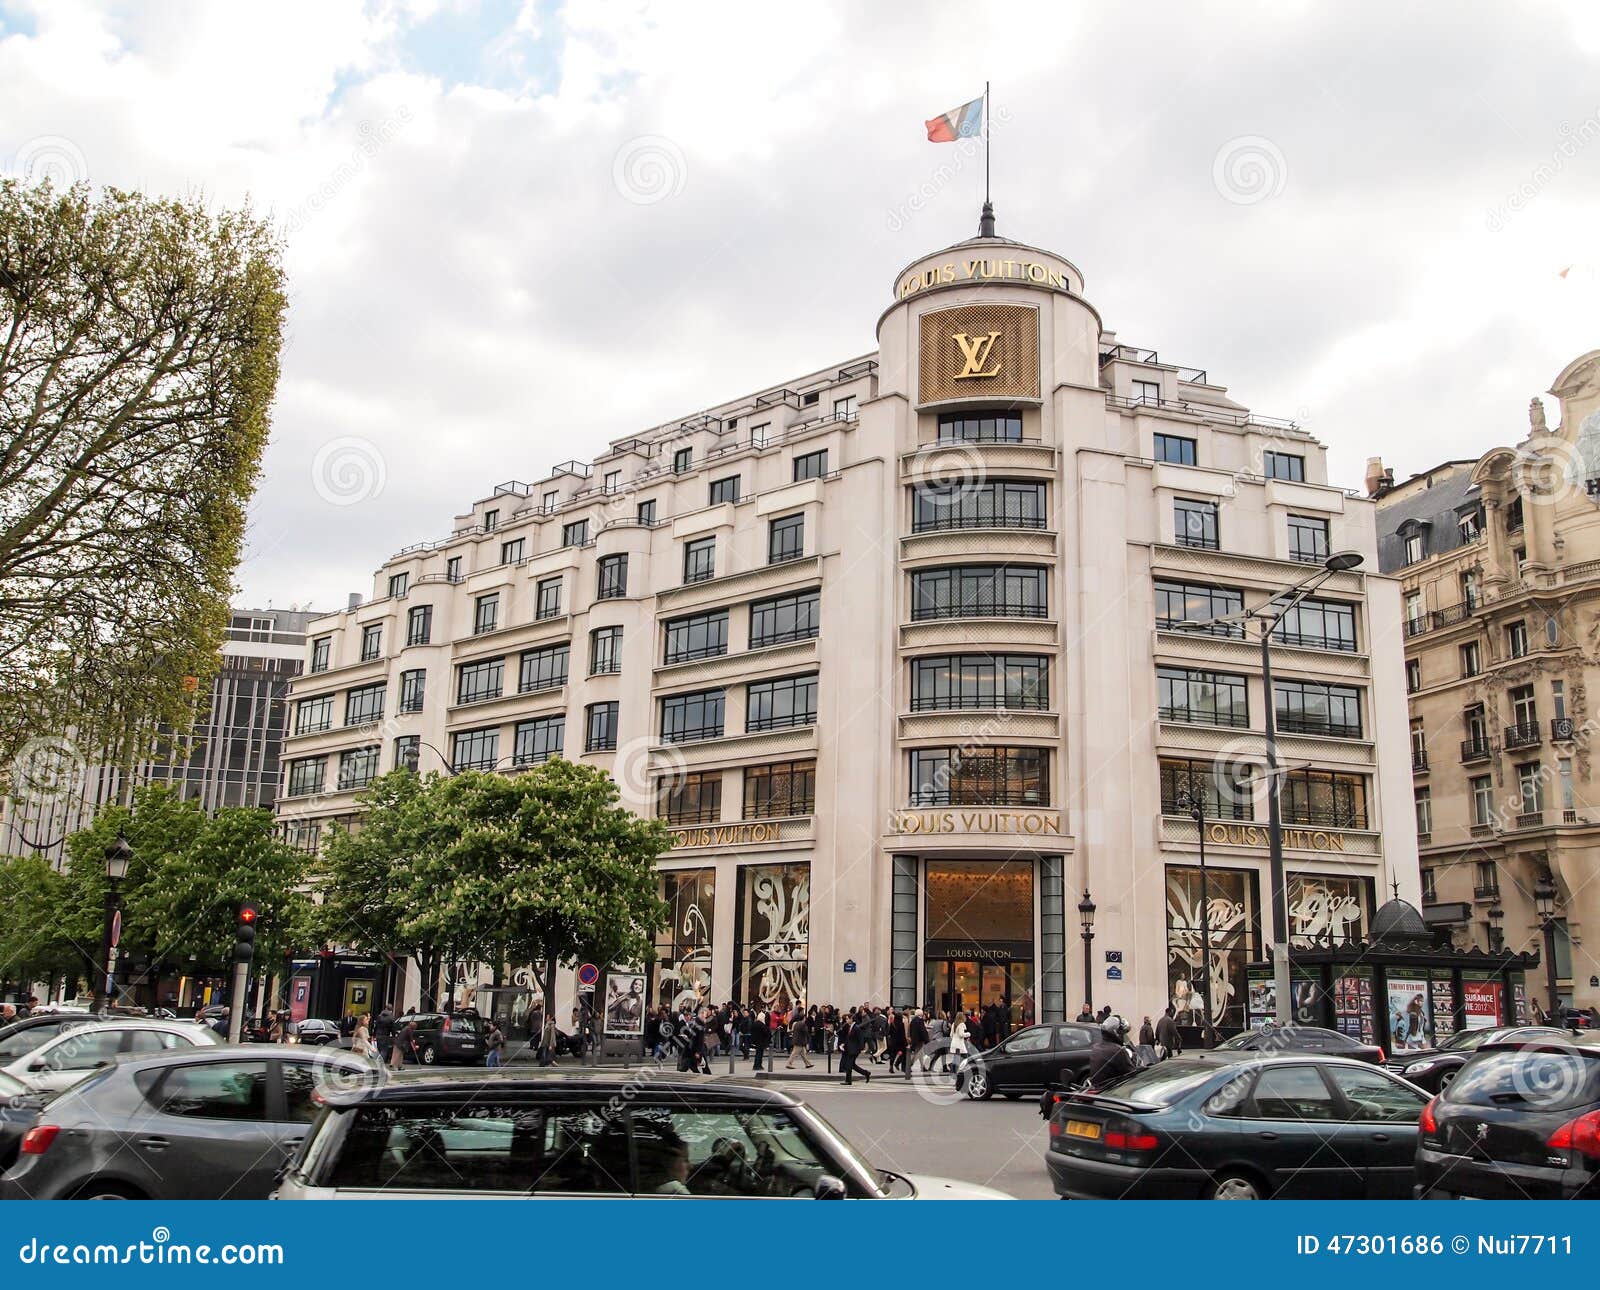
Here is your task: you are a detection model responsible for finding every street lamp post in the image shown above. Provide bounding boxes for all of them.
[1078,889,1096,1012]
[94,832,132,1013]
[1535,872,1560,1018]
[1486,903,1504,953]
[1185,797,1218,1047]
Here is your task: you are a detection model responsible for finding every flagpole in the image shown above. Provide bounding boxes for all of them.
[984,80,991,208]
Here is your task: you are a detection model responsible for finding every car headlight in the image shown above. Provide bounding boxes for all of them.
[1406,1059,1436,1076]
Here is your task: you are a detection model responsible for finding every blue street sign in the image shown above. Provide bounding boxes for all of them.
[1106,966,1124,981]
[843,959,857,973]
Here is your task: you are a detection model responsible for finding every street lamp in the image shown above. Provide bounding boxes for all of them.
[93,832,132,1012]
[1534,871,1560,1018]
[1176,550,1364,1026]
[1487,903,1504,953]
[1181,794,1219,1047]
[1078,889,1096,1012]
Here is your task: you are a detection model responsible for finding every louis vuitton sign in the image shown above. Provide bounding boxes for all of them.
[917,303,1040,404]
[667,822,781,849]
[891,808,1063,837]
[1203,822,1350,853]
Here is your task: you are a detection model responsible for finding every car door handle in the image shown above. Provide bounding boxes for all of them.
[1256,1131,1280,1141]
[1370,1133,1391,1143]
[136,1136,169,1150]
[281,1137,304,1152]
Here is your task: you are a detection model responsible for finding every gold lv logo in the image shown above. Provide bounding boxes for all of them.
[951,330,1002,379]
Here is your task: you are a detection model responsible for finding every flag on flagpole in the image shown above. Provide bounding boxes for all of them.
[925,95,984,142]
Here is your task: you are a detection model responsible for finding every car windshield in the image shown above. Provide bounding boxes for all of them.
[1216,1030,1259,1051]
[1441,1027,1501,1052]
[1449,1049,1600,1112]
[0,1069,30,1097]
[1081,1061,1224,1107]
[0,1027,61,1061]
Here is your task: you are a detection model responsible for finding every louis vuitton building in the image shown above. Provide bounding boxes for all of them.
[277,214,1421,1035]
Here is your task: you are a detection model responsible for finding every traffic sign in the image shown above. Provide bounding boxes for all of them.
[109,910,122,949]
[577,962,600,988]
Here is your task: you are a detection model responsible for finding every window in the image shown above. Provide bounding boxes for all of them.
[1517,761,1544,815]
[636,499,657,525]
[1159,758,1254,820]
[603,470,620,495]
[937,410,1023,443]
[394,735,420,773]
[514,715,565,766]
[287,757,326,798]
[744,760,816,818]
[589,626,622,676]
[768,513,804,564]
[833,394,858,419]
[1173,498,1219,550]
[542,490,558,513]
[746,674,817,732]
[660,689,725,743]
[1153,433,1195,465]
[1155,580,1245,637]
[912,655,1049,711]
[659,770,722,825]
[584,702,619,752]
[793,449,828,482]
[151,1061,269,1120]
[1415,787,1432,837]
[1263,451,1305,482]
[1506,496,1524,531]
[474,593,499,635]
[673,447,692,474]
[500,538,525,565]
[749,422,769,446]
[338,746,380,791]
[1406,659,1421,693]
[282,819,322,854]
[1405,591,1424,631]
[483,509,499,532]
[451,728,499,772]
[910,565,1048,620]
[1157,667,1249,727]
[1464,703,1488,745]
[1287,514,1330,565]
[295,695,333,735]
[1273,679,1362,738]
[535,577,562,620]
[562,519,589,548]
[1560,757,1575,812]
[1411,718,1427,766]
[445,556,462,582]
[910,747,1048,807]
[1460,641,1481,677]
[1132,379,1161,405]
[1459,510,1482,542]
[1279,769,1369,829]
[631,1107,831,1198]
[360,623,382,661]
[310,636,331,673]
[345,682,385,726]
[406,605,432,646]
[911,480,1045,532]
[398,668,426,713]
[1553,679,1567,719]
[663,610,729,665]
[1421,867,1436,902]
[1510,683,1538,727]
[749,588,820,648]
[597,554,628,600]
[456,658,504,705]
[1273,597,1357,652]
[801,391,818,406]
[1404,532,1424,565]
[1471,775,1494,826]
[1460,569,1479,608]
[519,644,568,693]
[1248,1066,1338,1121]
[709,476,740,506]
[683,536,715,584]
[387,572,409,599]
[1506,620,1529,658]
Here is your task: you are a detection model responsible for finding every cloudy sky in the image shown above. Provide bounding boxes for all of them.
[4,0,1599,611]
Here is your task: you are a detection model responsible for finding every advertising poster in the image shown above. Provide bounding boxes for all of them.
[1333,969,1375,1042]
[1430,974,1457,1040]
[1247,972,1276,1027]
[1463,978,1504,1028]
[1386,976,1432,1050]
[603,971,647,1036]
[289,975,312,1024]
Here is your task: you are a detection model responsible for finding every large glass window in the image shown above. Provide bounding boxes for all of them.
[406,604,432,646]
[910,565,1047,620]
[398,668,426,713]
[683,537,716,584]
[743,760,816,819]
[394,735,420,773]
[589,626,622,676]
[1173,498,1219,550]
[911,481,1046,532]
[792,449,828,481]
[909,747,1048,807]
[1165,865,1259,1031]
[1287,514,1330,565]
[1263,451,1305,482]
[500,537,525,565]
[1287,874,1368,946]
[1274,679,1362,738]
[735,863,810,1009]
[746,674,817,732]
[1157,667,1248,727]
[150,1061,269,1120]
[513,715,564,766]
[749,588,819,648]
[1153,433,1196,465]
[1159,758,1255,820]
[911,654,1048,710]
[585,702,618,752]
[655,868,715,1009]
[474,593,499,635]
[535,577,562,620]
[360,623,382,661]
[768,513,804,564]
[457,658,504,705]
[1273,598,1357,652]
[451,728,499,772]
[310,636,331,673]
[596,554,628,600]
[286,757,326,798]
[659,770,722,825]
[345,682,385,726]
[338,746,380,791]
[660,689,724,743]
[296,695,333,735]
[519,643,568,693]
[562,520,589,548]
[937,410,1023,443]
[663,610,729,665]
[709,476,741,505]
[1280,770,1369,829]
[1154,580,1245,637]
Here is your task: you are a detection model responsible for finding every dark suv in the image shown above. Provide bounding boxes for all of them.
[400,1012,484,1066]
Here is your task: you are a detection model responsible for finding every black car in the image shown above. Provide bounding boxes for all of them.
[397,1012,485,1065]
[1213,1024,1385,1065]
[287,1018,341,1047]
[1046,1052,1430,1199]
[1386,1025,1572,1093]
[0,1013,100,1064]
[1415,1039,1600,1199]
[0,1069,46,1174]
[957,1023,1102,1100]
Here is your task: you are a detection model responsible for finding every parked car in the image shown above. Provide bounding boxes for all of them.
[957,1023,1102,1100]
[1213,1024,1385,1065]
[1046,1052,1429,1199]
[274,1078,1012,1199]
[2,1019,220,1095]
[397,1012,485,1066]
[0,1070,46,1175]
[1385,1025,1572,1093]
[0,1045,383,1200]
[287,1018,341,1047]
[1415,1038,1600,1199]
[0,1014,101,1064]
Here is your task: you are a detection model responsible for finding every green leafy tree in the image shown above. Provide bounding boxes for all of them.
[0,853,80,996]
[0,179,287,777]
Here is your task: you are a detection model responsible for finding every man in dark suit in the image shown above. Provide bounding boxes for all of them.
[839,1008,872,1085]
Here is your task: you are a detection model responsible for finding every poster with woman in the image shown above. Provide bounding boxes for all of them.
[604,973,647,1036]
[1386,978,1432,1049]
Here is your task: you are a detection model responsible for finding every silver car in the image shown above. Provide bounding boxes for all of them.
[2,1018,221,1095]
[0,1044,383,1199]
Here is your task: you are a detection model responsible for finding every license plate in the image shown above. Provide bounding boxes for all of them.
[1065,1120,1102,1140]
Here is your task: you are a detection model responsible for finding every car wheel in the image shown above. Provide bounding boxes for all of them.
[72,1182,145,1200]
[419,1044,438,1066]
[1209,1172,1263,1200]
[965,1067,993,1101]
[1437,1069,1455,1092]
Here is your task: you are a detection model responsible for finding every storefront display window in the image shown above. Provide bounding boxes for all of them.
[923,860,1035,1030]
[1287,873,1369,946]
[735,863,810,1009]
[654,868,715,1011]
[1164,865,1258,1031]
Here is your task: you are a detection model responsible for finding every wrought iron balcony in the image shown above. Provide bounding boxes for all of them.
[1412,750,1429,771]
[1460,737,1493,762]
[1503,722,1542,750]
[1551,717,1577,741]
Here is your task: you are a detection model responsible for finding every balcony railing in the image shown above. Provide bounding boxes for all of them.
[911,601,1049,622]
[660,805,722,826]
[1473,883,1501,900]
[1275,714,1364,739]
[1515,810,1545,829]
[1551,717,1577,741]
[1280,807,1369,830]
[1159,617,1246,641]
[910,514,1049,534]
[659,723,725,745]
[1174,533,1221,551]
[1158,705,1249,728]
[1412,750,1429,771]
[1461,737,1493,762]
[1406,601,1477,636]
[1504,722,1542,750]
[909,789,1048,808]
[746,712,817,733]
[914,693,1051,713]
